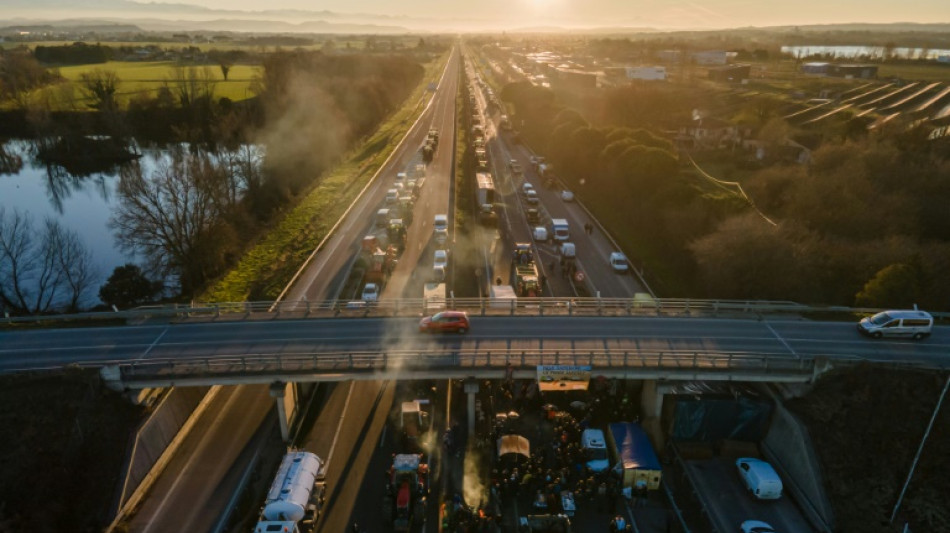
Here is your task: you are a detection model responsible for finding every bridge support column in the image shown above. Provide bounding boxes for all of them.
[640,380,667,451]
[270,382,294,443]
[464,379,479,440]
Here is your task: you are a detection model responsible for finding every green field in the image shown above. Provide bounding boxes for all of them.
[14,61,261,110]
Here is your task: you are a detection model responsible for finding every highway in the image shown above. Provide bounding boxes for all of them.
[3,317,949,372]
[467,50,646,298]
[109,48,462,532]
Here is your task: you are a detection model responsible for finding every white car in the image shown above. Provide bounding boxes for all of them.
[561,190,575,202]
[740,520,775,533]
[433,249,448,270]
[524,189,539,205]
[361,283,379,302]
[522,182,535,195]
[385,189,399,203]
[610,252,629,273]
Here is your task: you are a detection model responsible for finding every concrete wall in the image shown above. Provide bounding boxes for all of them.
[118,386,209,506]
[761,398,835,532]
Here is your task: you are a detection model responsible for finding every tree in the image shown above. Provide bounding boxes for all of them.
[0,208,97,314]
[855,263,921,308]
[99,264,162,309]
[110,149,236,295]
[79,69,120,111]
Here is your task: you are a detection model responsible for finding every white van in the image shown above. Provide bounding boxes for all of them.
[736,458,783,500]
[857,310,933,340]
[533,226,549,242]
[433,214,448,245]
[581,429,609,473]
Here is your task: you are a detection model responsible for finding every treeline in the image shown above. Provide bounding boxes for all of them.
[501,77,950,308]
[0,48,60,104]
[34,42,112,65]
[693,135,950,308]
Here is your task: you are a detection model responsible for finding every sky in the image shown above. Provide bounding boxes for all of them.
[159,0,950,29]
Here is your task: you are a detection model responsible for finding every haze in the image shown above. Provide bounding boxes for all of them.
[6,0,950,30]
[152,0,950,28]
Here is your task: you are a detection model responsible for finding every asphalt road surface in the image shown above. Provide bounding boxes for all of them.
[4,317,949,372]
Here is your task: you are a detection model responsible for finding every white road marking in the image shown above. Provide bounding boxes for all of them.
[323,381,356,470]
[138,327,169,360]
[765,321,800,358]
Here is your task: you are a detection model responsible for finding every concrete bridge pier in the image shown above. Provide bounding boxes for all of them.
[270,381,300,443]
[640,379,670,450]
[464,379,479,439]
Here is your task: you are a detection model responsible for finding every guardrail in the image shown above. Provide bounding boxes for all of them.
[3,297,948,326]
[107,348,817,385]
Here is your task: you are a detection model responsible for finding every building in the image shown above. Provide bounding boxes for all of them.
[692,50,729,65]
[626,66,666,81]
[675,117,740,149]
[801,62,830,75]
[708,64,750,83]
[801,62,878,79]
[657,50,682,63]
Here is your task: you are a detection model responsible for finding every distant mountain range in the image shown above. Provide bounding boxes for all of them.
[1,0,948,35]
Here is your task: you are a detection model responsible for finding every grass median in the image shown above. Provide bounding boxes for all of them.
[202,52,450,302]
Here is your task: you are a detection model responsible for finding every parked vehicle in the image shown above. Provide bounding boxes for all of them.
[253,451,326,533]
[533,226,549,242]
[433,214,448,245]
[552,219,570,242]
[361,283,379,302]
[735,458,783,500]
[383,454,428,532]
[419,310,470,333]
[610,252,629,273]
[857,310,933,340]
[581,429,609,473]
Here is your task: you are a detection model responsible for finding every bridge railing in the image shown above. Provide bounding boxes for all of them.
[110,348,818,383]
[3,297,948,326]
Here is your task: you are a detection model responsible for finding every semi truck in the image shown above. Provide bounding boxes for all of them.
[476,172,495,212]
[606,422,663,490]
[254,451,326,533]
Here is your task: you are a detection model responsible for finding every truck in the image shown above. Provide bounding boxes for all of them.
[606,422,663,491]
[400,399,431,451]
[424,282,446,312]
[383,454,428,532]
[559,242,576,269]
[511,243,540,297]
[254,451,326,533]
[490,284,517,308]
[476,172,495,210]
[551,219,570,242]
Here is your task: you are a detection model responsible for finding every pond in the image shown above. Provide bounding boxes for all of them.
[0,140,262,309]
[781,45,950,60]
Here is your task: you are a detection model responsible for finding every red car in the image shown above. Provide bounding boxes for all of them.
[419,311,470,334]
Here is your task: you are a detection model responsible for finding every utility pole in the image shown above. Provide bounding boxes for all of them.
[890,373,950,523]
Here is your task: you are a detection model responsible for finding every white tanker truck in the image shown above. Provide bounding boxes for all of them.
[254,451,326,533]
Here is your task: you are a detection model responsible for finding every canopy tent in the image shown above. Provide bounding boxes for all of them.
[496,434,530,458]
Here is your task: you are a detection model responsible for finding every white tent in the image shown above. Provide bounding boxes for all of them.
[497,434,530,458]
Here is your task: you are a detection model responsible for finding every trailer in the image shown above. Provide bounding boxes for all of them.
[607,422,662,490]
[254,451,326,533]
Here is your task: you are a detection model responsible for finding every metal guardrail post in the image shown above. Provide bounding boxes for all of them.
[539,300,544,316]
[510,299,515,316]
[305,299,311,317]
[480,299,486,316]
[684,299,690,315]
[568,300,573,316]
[214,305,219,319]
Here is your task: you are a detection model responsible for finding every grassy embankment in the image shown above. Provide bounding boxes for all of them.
[452,58,480,297]
[9,61,261,111]
[201,51,450,302]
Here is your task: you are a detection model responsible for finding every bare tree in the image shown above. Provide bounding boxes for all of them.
[48,220,99,312]
[110,148,234,294]
[0,208,96,314]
